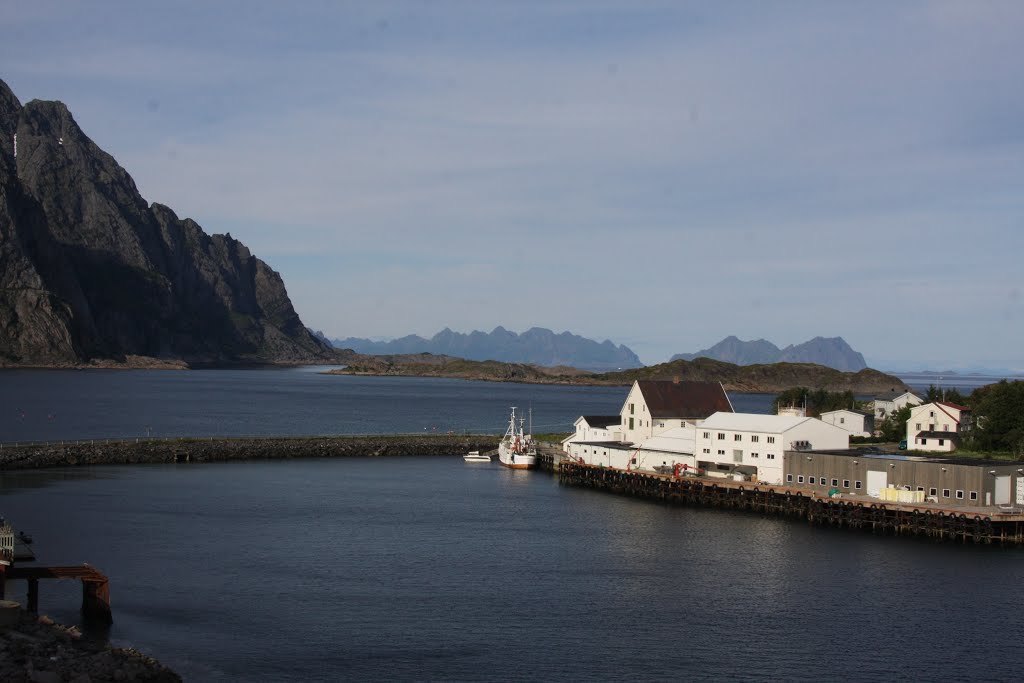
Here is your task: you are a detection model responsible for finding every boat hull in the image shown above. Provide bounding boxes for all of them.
[498,443,536,470]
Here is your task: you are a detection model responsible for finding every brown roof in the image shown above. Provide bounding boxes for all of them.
[636,380,733,419]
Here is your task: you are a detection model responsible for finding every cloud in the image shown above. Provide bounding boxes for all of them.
[3,1,1023,367]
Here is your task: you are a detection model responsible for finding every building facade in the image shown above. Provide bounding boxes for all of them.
[907,401,972,453]
[873,391,923,419]
[819,409,875,437]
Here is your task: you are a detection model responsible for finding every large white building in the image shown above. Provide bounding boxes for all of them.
[564,380,732,469]
[907,401,972,452]
[694,412,851,485]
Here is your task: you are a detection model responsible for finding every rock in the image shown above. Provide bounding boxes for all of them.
[0,78,338,368]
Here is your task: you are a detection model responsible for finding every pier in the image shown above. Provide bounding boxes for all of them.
[554,461,1024,545]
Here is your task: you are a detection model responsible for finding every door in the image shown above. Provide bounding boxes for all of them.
[866,470,887,498]
[995,475,1011,505]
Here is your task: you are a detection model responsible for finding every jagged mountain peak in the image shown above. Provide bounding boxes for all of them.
[671,335,867,372]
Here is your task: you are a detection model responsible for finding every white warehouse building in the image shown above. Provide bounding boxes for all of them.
[695,412,850,485]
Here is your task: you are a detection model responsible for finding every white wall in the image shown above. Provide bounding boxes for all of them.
[820,410,870,437]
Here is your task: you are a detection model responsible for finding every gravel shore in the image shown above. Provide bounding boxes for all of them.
[0,611,180,682]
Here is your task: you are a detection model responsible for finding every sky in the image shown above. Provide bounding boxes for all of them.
[3,1,1023,372]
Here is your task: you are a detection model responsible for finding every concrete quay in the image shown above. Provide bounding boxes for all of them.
[0,435,500,471]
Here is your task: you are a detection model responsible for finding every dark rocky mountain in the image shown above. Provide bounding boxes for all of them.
[333,326,643,371]
[0,79,334,366]
[671,336,867,372]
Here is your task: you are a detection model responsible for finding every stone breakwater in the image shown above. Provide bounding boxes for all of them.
[1,612,180,682]
[0,435,500,471]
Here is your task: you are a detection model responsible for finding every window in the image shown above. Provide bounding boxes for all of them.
[703,432,710,439]
[943,424,949,431]
[733,450,743,463]
[929,411,934,417]
[767,436,776,444]
[929,487,937,496]
[717,433,725,440]
[938,439,945,446]
[786,474,794,482]
[920,438,927,445]
[629,417,634,430]
[916,487,924,492]
[942,489,950,498]
[658,422,665,428]
[956,490,964,500]
[915,423,921,430]
[855,481,862,489]
[751,452,759,459]
[809,477,816,485]
[702,448,710,454]
[970,491,978,501]
[734,434,742,441]
[767,454,776,460]
[843,480,850,488]
[751,435,759,443]
[831,479,839,487]
[717,449,725,455]
[630,403,634,414]
[840,417,845,424]
[797,475,805,483]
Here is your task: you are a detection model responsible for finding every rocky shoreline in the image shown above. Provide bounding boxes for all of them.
[0,435,499,471]
[1,612,179,682]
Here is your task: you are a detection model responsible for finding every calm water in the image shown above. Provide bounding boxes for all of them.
[2,369,1021,681]
[0,368,774,443]
[2,459,1024,681]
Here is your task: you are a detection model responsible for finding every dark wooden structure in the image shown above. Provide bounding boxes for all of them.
[557,462,1024,545]
[0,563,112,623]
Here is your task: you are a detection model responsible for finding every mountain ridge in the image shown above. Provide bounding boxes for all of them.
[0,79,335,367]
[671,336,867,372]
[332,326,643,371]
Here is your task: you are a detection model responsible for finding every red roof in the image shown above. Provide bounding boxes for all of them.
[938,401,971,412]
[636,380,733,419]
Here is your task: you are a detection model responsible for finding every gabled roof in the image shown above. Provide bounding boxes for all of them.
[700,411,813,433]
[820,409,872,418]
[579,415,621,429]
[937,401,971,412]
[874,390,920,401]
[633,380,734,419]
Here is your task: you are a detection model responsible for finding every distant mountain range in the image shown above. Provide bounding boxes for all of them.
[0,79,334,366]
[670,336,867,372]
[332,327,643,371]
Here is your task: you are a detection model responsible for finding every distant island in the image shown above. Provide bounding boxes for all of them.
[331,326,643,372]
[670,336,867,372]
[329,353,906,394]
[0,79,337,368]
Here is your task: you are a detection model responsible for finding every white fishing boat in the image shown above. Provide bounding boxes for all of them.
[463,450,491,463]
[497,406,537,470]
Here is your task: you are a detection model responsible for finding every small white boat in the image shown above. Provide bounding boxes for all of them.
[463,450,491,463]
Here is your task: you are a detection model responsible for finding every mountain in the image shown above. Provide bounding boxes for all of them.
[0,79,334,366]
[333,326,643,371]
[671,336,867,372]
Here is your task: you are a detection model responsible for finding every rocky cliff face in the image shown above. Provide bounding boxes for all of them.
[0,79,334,366]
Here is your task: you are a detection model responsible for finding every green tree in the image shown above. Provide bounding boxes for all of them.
[926,383,966,406]
[969,380,1024,455]
[881,405,912,442]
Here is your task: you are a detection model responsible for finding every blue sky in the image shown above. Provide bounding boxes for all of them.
[4,1,1023,371]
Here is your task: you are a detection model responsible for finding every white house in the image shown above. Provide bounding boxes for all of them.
[561,415,621,452]
[907,401,972,453]
[619,379,733,444]
[873,390,923,419]
[819,409,875,437]
[695,412,851,485]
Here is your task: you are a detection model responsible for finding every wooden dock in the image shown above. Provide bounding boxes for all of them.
[555,461,1024,546]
